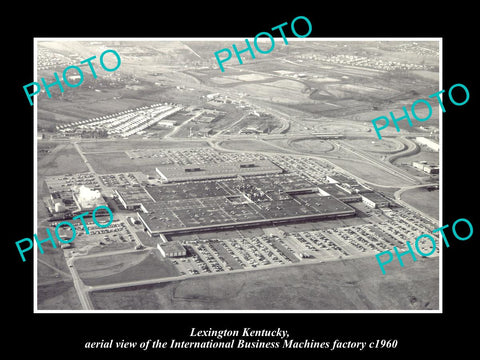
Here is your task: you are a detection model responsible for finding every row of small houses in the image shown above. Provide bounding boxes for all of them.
[56,102,178,131]
[56,103,181,137]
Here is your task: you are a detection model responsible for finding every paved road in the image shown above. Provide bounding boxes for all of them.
[66,255,94,310]
[73,141,95,173]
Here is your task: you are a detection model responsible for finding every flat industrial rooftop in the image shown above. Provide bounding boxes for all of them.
[130,173,355,235]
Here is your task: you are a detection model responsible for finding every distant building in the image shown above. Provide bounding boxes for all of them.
[412,161,427,170]
[157,241,187,258]
[115,188,153,210]
[318,184,361,203]
[198,127,213,136]
[325,174,358,185]
[67,74,82,83]
[239,125,269,134]
[157,119,177,128]
[424,165,439,174]
[335,182,372,195]
[206,93,220,100]
[412,161,439,174]
[416,137,439,152]
[361,192,390,209]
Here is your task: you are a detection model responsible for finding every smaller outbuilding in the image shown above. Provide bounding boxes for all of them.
[157,241,187,258]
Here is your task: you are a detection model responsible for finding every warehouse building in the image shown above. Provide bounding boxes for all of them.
[412,161,439,174]
[318,184,362,203]
[325,174,358,185]
[137,192,356,237]
[415,137,439,152]
[361,192,390,209]
[157,241,187,258]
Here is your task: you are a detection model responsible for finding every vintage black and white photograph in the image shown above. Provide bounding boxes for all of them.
[34,38,441,312]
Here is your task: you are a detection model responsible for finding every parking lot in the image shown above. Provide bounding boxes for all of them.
[52,218,139,256]
[99,172,146,187]
[169,234,303,276]
[165,206,439,277]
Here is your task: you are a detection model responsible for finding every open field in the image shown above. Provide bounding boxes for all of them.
[36,229,72,276]
[78,139,209,152]
[327,157,412,186]
[392,148,439,165]
[234,82,312,105]
[36,237,82,310]
[89,255,439,310]
[400,187,439,219]
[288,138,335,153]
[37,141,58,160]
[301,120,373,135]
[74,249,179,286]
[37,143,88,176]
[217,139,292,154]
[85,151,162,174]
[83,145,216,175]
[37,281,83,310]
[347,138,405,153]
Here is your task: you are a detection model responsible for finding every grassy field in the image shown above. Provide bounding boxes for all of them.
[393,149,439,165]
[36,228,72,276]
[89,255,439,310]
[234,82,312,105]
[217,139,291,154]
[347,138,404,153]
[37,281,83,310]
[36,234,82,310]
[85,151,158,174]
[74,249,179,286]
[37,143,88,176]
[328,157,413,187]
[288,138,335,153]
[400,187,440,220]
[78,139,210,152]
